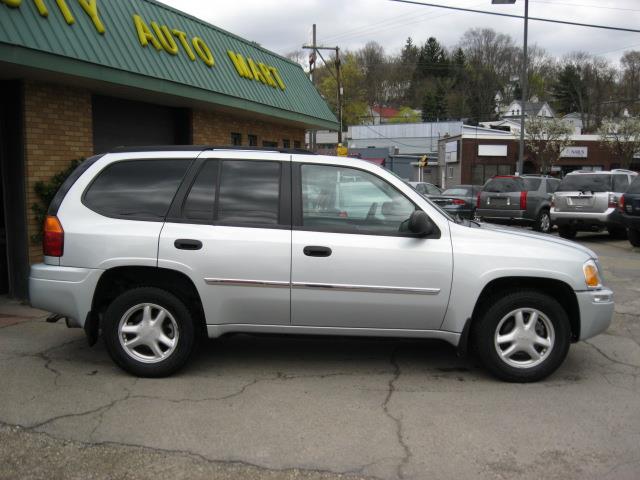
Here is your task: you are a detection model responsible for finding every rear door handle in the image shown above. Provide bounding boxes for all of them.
[303,246,332,257]
[175,239,202,250]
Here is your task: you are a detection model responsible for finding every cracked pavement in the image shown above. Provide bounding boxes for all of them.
[1,234,640,479]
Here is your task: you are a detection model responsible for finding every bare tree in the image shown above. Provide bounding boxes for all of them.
[620,51,640,115]
[598,117,640,169]
[525,117,573,174]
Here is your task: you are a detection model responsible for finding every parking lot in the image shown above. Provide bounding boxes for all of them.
[1,233,639,480]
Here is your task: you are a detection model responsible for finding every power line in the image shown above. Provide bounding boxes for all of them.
[388,0,640,34]
[531,0,640,13]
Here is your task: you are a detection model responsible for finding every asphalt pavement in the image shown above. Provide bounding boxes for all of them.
[1,232,639,480]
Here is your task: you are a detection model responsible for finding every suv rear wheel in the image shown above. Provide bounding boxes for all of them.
[629,228,640,247]
[473,290,570,382]
[103,287,196,377]
[558,225,576,239]
[533,209,551,233]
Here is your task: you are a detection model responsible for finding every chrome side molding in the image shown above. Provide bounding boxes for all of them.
[205,278,440,295]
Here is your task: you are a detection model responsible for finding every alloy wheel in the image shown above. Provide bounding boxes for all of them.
[118,303,179,363]
[494,308,555,369]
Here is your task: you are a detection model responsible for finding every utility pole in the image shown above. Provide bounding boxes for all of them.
[335,47,343,143]
[303,38,343,146]
[309,24,317,152]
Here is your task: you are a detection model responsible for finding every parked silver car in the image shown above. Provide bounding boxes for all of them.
[551,169,638,239]
[29,147,613,382]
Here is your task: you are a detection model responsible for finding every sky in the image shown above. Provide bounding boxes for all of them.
[157,0,640,66]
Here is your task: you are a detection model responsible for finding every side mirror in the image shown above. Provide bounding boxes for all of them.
[408,210,435,236]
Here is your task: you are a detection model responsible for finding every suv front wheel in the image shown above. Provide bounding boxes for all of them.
[103,287,196,377]
[473,290,571,382]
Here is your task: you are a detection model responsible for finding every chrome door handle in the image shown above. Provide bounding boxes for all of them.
[303,246,332,257]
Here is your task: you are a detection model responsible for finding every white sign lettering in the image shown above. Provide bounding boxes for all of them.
[561,146,588,158]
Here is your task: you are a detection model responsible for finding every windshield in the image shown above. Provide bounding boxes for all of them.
[557,174,612,193]
[443,187,471,196]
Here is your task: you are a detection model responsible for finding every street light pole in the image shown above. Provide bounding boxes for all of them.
[518,0,528,175]
[492,0,528,175]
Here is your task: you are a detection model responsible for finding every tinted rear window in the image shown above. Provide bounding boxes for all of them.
[612,175,630,192]
[484,177,523,193]
[523,178,541,191]
[557,174,612,193]
[217,160,281,225]
[84,159,190,219]
[628,176,640,194]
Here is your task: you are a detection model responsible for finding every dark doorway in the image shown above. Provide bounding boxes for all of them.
[0,80,29,299]
[92,96,191,154]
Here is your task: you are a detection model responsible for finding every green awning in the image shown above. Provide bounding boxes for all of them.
[0,0,338,129]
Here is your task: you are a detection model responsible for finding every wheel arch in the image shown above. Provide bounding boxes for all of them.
[90,266,206,338]
[464,276,580,351]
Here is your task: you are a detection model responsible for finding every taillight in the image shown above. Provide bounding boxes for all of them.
[520,191,527,210]
[608,193,618,209]
[619,195,625,212]
[476,192,481,208]
[452,199,465,205]
[43,216,64,257]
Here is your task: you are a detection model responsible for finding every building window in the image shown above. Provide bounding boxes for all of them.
[294,140,301,149]
[262,140,278,147]
[283,139,291,149]
[230,132,242,146]
[447,167,454,179]
[248,134,258,146]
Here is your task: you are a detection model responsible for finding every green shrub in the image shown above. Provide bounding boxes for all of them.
[30,159,82,243]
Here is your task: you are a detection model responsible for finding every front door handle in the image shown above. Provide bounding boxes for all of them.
[303,246,332,257]
[175,239,202,250]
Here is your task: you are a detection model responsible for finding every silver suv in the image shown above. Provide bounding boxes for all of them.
[29,147,614,382]
[551,169,638,239]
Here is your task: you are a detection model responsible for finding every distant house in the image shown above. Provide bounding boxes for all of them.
[502,100,555,120]
[362,106,401,125]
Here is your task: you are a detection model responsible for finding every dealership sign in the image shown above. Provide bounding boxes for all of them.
[561,146,588,158]
[1,0,286,90]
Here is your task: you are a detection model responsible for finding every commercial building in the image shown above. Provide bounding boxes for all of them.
[438,132,640,188]
[0,0,337,298]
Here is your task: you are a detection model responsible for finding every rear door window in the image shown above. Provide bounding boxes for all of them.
[547,179,561,193]
[484,177,524,193]
[557,174,613,192]
[523,178,541,191]
[84,159,191,220]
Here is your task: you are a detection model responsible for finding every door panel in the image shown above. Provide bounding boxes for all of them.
[291,162,452,331]
[159,223,291,326]
[291,231,452,330]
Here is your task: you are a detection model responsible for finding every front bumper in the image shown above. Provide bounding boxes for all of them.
[576,288,614,340]
[551,208,623,229]
[29,264,103,328]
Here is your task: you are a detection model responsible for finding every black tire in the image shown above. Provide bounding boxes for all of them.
[472,290,571,382]
[558,225,577,239]
[103,287,196,377]
[608,227,627,240]
[629,228,640,247]
[533,209,552,233]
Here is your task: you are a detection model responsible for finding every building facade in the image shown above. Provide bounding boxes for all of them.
[0,0,337,298]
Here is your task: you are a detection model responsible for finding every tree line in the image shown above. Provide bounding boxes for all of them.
[297,28,640,133]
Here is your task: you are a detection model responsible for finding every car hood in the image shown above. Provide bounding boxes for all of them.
[473,222,597,259]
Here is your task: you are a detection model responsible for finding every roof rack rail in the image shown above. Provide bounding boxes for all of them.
[611,168,637,174]
[107,145,316,155]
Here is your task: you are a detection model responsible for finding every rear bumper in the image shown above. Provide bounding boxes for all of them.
[476,208,528,221]
[29,264,103,328]
[551,208,623,228]
[576,288,614,340]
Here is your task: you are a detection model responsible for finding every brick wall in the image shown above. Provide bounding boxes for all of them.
[23,81,93,263]
[192,109,305,147]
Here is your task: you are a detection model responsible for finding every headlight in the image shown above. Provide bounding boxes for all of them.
[583,259,602,289]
